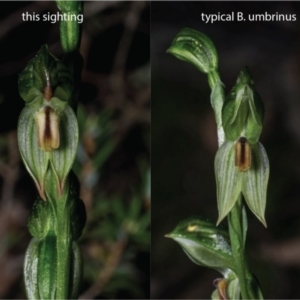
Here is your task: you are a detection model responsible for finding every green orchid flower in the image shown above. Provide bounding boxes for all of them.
[215,68,269,226]
[18,45,78,199]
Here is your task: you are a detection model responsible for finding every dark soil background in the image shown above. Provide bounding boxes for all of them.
[151,2,300,299]
[0,1,150,299]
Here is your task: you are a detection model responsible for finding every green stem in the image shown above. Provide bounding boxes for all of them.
[55,197,72,299]
[228,197,250,299]
[54,2,82,298]
[56,1,83,54]
[207,70,220,89]
[228,197,264,300]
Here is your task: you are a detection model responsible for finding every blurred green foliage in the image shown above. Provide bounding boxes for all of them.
[75,102,150,299]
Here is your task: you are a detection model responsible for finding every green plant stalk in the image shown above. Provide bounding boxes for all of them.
[55,197,72,299]
[56,0,82,54]
[228,198,263,300]
[227,197,250,299]
[168,28,266,299]
[207,70,220,90]
[55,2,82,298]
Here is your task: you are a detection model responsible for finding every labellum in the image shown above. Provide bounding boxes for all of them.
[235,137,251,172]
[35,106,60,152]
[213,278,228,300]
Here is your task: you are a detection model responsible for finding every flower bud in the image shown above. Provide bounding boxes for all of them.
[222,67,264,144]
[24,236,57,300]
[35,106,60,152]
[167,27,218,74]
[28,198,51,238]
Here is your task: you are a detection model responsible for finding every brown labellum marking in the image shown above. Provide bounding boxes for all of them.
[43,70,53,101]
[44,106,52,142]
[35,106,60,152]
[213,278,228,300]
[235,137,251,172]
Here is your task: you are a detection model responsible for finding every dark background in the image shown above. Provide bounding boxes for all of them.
[152,2,300,299]
[0,1,150,299]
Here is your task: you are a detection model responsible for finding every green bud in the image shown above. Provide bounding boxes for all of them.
[167,27,218,75]
[215,140,269,226]
[166,217,235,276]
[23,235,57,300]
[28,198,52,239]
[222,67,264,144]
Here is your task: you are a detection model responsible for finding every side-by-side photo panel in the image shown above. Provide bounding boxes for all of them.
[0,2,150,299]
[152,2,300,299]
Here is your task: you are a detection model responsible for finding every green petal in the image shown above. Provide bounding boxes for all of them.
[167,27,218,74]
[50,105,79,197]
[166,217,235,275]
[215,141,242,224]
[242,142,269,227]
[18,107,49,200]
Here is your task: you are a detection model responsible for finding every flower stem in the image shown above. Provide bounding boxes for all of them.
[55,198,72,299]
[228,197,250,299]
[228,197,264,299]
